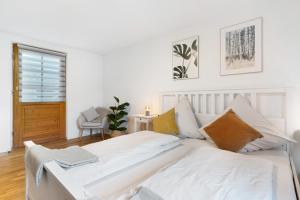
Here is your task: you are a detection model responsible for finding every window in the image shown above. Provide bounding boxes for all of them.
[17,44,66,102]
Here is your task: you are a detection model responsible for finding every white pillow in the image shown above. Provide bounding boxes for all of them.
[175,98,204,139]
[200,95,296,152]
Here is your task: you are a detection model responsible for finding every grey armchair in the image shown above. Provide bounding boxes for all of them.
[77,107,111,140]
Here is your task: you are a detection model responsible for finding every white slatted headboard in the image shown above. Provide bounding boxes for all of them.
[161,88,287,134]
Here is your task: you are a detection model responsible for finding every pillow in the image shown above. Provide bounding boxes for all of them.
[81,107,100,122]
[228,95,296,152]
[152,108,179,135]
[201,95,296,152]
[175,98,204,139]
[204,109,262,152]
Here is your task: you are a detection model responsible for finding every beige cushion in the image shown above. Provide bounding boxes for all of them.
[82,121,102,127]
[81,107,100,122]
[227,95,296,151]
[95,107,111,120]
[175,98,203,139]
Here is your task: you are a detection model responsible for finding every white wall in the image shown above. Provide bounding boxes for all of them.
[103,0,300,115]
[0,32,103,153]
[103,0,300,171]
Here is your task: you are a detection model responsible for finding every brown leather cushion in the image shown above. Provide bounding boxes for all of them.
[204,109,263,152]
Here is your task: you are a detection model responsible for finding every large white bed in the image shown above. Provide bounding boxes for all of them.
[25,88,300,200]
[86,139,297,200]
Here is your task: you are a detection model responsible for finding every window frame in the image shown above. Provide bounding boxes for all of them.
[16,44,67,103]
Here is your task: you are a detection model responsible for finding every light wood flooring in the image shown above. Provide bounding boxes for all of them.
[0,134,110,200]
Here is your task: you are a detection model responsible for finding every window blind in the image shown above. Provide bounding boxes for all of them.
[18,44,66,102]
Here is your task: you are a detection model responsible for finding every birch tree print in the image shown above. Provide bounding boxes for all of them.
[225,25,255,69]
[172,36,199,80]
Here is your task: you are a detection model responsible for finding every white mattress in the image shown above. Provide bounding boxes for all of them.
[85,139,296,200]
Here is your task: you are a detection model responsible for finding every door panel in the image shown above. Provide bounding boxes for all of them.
[13,44,66,148]
[23,104,63,137]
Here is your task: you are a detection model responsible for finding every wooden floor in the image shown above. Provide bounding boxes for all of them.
[0,134,110,200]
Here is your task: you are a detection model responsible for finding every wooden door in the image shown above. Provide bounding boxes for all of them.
[13,44,66,148]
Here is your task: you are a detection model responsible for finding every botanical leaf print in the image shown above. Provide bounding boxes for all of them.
[191,39,197,51]
[173,66,188,79]
[194,57,197,67]
[173,44,191,60]
[172,36,199,80]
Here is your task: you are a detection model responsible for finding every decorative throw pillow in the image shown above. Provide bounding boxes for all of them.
[204,109,263,152]
[200,95,296,152]
[152,108,179,135]
[81,107,100,122]
[175,98,204,139]
[227,95,297,152]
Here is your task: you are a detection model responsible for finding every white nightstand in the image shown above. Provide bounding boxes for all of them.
[131,114,158,132]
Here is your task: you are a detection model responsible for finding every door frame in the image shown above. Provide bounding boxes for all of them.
[12,43,66,148]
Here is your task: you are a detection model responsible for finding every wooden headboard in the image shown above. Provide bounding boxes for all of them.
[161,88,287,134]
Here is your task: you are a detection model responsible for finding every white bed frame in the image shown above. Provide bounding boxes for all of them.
[161,87,300,199]
[161,88,287,132]
[25,87,300,200]
[24,142,93,200]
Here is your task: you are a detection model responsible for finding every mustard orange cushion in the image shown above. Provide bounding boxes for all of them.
[152,108,179,135]
[204,109,263,152]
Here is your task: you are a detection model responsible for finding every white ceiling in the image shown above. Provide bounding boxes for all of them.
[0,0,239,54]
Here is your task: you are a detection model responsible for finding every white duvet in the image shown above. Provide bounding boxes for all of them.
[127,146,275,200]
[65,131,180,185]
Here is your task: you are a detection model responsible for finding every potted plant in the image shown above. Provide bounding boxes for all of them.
[107,96,130,137]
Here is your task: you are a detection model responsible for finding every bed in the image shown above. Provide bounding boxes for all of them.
[24,88,300,200]
[85,139,298,200]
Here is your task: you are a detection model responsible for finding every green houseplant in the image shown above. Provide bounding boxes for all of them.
[107,96,130,137]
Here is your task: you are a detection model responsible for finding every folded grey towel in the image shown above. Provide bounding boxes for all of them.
[130,187,164,200]
[54,146,98,168]
[25,145,98,186]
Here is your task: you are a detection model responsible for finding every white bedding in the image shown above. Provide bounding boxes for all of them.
[243,150,297,200]
[84,139,295,200]
[126,146,275,200]
[65,131,180,185]
[86,140,212,200]
[87,143,195,199]
[27,132,296,200]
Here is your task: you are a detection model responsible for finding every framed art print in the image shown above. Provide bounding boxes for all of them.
[220,17,262,75]
[172,36,199,80]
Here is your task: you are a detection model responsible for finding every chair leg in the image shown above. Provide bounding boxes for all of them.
[101,129,104,140]
[79,128,84,140]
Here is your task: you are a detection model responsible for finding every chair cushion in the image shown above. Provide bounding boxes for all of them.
[95,107,111,120]
[82,121,102,127]
[81,107,100,122]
